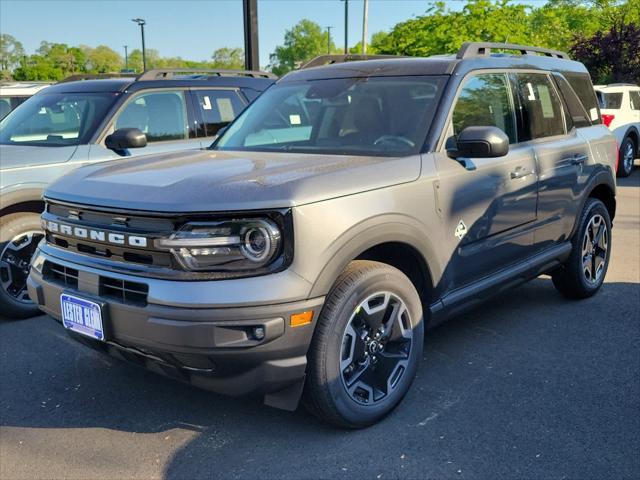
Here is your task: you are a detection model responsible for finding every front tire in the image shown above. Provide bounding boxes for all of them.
[617,136,636,178]
[552,199,611,299]
[0,213,44,319]
[304,260,424,428]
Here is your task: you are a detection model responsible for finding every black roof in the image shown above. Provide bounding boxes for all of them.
[281,43,589,83]
[41,72,275,95]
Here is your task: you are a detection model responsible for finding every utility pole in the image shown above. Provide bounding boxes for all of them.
[123,45,128,70]
[343,0,349,54]
[326,26,333,54]
[362,0,369,54]
[131,18,146,72]
[243,0,260,70]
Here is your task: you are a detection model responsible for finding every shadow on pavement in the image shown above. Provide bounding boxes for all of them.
[1,277,639,479]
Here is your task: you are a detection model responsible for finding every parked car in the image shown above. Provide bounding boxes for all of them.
[28,43,616,428]
[0,69,275,318]
[0,82,53,119]
[594,83,640,177]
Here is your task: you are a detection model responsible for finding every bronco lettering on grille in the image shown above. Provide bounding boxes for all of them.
[45,220,148,248]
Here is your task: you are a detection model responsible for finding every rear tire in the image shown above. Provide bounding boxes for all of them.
[0,213,44,319]
[303,260,424,428]
[617,136,636,178]
[552,199,611,299]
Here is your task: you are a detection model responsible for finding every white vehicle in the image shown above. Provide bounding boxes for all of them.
[594,84,640,177]
[0,82,52,120]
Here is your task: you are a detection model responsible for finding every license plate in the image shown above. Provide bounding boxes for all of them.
[60,293,105,341]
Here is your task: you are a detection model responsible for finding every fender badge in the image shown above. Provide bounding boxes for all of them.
[455,220,467,240]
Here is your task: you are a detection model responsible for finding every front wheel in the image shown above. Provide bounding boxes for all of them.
[552,199,612,299]
[617,136,636,178]
[0,213,44,319]
[304,260,424,428]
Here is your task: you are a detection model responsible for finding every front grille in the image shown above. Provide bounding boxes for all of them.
[99,277,148,306]
[43,261,78,288]
[43,260,148,306]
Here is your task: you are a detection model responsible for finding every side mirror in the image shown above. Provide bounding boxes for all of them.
[105,128,147,151]
[449,126,509,159]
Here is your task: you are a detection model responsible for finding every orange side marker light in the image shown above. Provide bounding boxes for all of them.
[290,310,314,327]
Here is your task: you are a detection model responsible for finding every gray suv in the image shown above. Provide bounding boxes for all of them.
[0,69,275,318]
[28,43,617,428]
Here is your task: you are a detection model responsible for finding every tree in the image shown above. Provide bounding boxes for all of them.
[269,19,336,75]
[211,47,244,69]
[0,34,25,72]
[349,31,389,54]
[571,22,640,84]
[86,45,122,73]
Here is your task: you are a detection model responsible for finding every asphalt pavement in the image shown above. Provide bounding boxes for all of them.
[1,171,639,480]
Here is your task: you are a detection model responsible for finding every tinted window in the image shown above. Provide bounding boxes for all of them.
[596,92,623,109]
[193,90,245,137]
[553,74,591,129]
[0,96,28,120]
[452,73,516,144]
[216,76,447,157]
[516,73,565,141]
[564,73,600,124]
[115,90,187,142]
[0,92,117,146]
[629,91,640,110]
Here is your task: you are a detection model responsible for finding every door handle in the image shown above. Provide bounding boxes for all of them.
[570,154,588,165]
[510,167,534,179]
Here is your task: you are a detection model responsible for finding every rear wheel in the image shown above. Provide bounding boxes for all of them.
[617,136,636,177]
[552,199,611,299]
[0,213,44,319]
[304,261,424,428]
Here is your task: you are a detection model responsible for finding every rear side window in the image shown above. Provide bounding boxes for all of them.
[629,91,640,110]
[596,92,623,109]
[452,73,517,144]
[564,73,601,124]
[553,74,591,129]
[193,90,246,137]
[515,73,565,141]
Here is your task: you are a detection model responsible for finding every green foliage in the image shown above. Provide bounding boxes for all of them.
[350,31,389,54]
[211,47,244,69]
[269,19,337,75]
[0,34,25,74]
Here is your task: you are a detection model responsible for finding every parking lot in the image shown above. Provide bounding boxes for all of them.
[0,171,638,480]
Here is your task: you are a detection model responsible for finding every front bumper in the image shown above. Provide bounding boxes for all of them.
[27,247,324,410]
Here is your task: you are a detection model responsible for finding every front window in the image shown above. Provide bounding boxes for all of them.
[215,76,447,157]
[0,92,118,147]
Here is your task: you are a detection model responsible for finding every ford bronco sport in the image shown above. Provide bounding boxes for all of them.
[1,69,275,318]
[28,43,617,428]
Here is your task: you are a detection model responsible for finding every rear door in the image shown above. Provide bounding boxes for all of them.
[513,72,590,248]
[433,72,538,288]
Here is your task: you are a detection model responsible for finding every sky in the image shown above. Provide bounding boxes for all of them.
[1,0,550,69]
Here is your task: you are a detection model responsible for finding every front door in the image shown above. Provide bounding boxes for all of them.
[434,72,538,291]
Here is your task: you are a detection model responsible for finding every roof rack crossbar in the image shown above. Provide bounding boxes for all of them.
[301,54,404,69]
[457,42,570,60]
[136,68,276,81]
[59,73,138,83]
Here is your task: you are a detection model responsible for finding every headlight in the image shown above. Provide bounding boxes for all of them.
[156,219,282,271]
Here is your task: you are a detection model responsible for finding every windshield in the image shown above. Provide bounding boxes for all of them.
[215,75,447,157]
[0,92,119,147]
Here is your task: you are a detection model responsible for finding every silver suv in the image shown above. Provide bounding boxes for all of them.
[28,44,617,428]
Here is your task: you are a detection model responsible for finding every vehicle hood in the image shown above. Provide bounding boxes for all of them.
[44,149,421,212]
[0,144,79,169]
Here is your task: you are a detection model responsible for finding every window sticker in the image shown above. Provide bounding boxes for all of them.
[202,96,212,110]
[590,107,599,121]
[537,85,555,118]
[526,82,536,101]
[216,98,235,122]
[289,114,301,125]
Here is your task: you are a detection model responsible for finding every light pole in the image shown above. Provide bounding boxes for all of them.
[342,0,349,54]
[123,45,128,70]
[326,26,333,54]
[362,0,369,54]
[131,18,146,72]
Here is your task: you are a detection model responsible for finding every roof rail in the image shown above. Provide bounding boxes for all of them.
[457,42,570,60]
[58,73,137,83]
[136,68,276,81]
[301,54,404,69]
